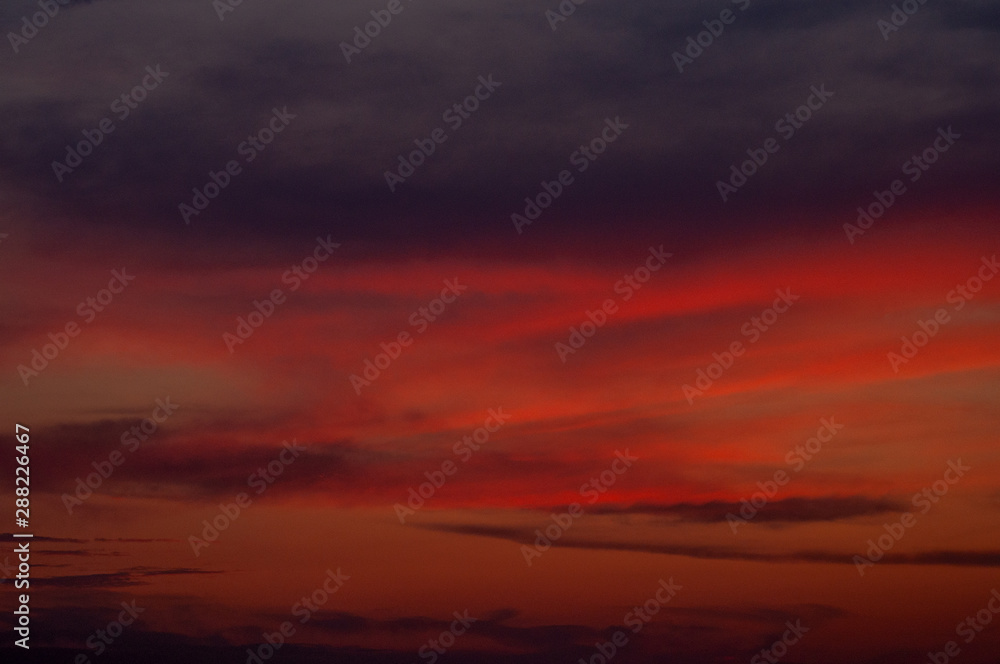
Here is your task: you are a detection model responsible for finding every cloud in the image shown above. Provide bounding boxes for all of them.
[0,532,87,543]
[0,602,846,664]
[0,0,996,250]
[417,521,1000,568]
[20,567,221,589]
[585,495,905,523]
[306,608,600,651]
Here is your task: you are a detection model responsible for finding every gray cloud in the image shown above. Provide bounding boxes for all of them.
[0,0,995,254]
[585,495,905,522]
[418,521,1000,568]
[14,566,221,588]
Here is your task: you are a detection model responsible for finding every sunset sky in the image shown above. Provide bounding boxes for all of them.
[2,1,1000,663]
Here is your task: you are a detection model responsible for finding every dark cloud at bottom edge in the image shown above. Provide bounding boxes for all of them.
[0,644,816,664]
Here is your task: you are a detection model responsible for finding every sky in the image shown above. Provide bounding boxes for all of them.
[2,0,1000,663]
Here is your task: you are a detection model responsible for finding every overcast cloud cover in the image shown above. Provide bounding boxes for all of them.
[1,0,998,253]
